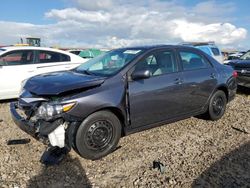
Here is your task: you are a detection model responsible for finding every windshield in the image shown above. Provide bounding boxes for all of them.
[75,48,144,76]
[240,51,250,60]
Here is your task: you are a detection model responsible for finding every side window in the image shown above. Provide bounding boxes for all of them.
[37,51,70,63]
[0,50,34,66]
[61,54,71,62]
[179,51,211,71]
[134,50,178,76]
[146,55,157,65]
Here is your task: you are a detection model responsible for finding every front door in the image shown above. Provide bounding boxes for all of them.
[0,50,35,99]
[128,49,185,128]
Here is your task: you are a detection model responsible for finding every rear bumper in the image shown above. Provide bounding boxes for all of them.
[10,102,37,139]
[237,75,250,88]
[226,77,237,102]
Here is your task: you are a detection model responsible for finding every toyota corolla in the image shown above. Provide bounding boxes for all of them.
[10,45,237,162]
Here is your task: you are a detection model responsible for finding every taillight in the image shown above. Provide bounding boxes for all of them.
[233,70,238,78]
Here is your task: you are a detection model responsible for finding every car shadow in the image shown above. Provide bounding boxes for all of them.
[192,141,250,187]
[27,155,92,188]
[237,86,250,95]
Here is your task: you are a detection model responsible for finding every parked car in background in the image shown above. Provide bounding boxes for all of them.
[223,52,245,64]
[227,50,250,88]
[11,45,237,161]
[181,42,224,64]
[79,48,105,59]
[67,49,82,55]
[0,46,87,100]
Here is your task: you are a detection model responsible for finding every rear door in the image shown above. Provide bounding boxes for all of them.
[128,49,186,128]
[33,50,73,75]
[177,49,217,112]
[0,50,35,99]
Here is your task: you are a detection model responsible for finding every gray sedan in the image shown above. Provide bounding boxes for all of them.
[11,45,237,163]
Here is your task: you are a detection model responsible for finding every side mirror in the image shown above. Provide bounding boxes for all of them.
[131,69,151,80]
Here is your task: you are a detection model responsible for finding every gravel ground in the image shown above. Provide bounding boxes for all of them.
[0,88,249,188]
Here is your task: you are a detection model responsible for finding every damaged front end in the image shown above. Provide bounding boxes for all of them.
[10,92,81,164]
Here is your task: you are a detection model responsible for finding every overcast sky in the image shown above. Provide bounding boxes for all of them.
[0,0,249,49]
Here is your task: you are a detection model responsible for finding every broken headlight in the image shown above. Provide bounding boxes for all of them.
[37,102,76,119]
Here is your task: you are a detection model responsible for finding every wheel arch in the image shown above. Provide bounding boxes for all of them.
[91,106,126,136]
[215,84,229,102]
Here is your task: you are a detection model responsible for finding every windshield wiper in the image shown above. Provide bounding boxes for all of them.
[82,69,94,75]
[74,69,95,76]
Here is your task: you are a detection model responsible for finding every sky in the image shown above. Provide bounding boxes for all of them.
[0,0,249,50]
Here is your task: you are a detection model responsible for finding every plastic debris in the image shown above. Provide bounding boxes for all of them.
[153,160,166,174]
[40,146,70,165]
[231,126,249,134]
[7,138,31,145]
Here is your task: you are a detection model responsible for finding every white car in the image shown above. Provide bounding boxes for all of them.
[181,42,224,64]
[195,45,223,64]
[0,46,88,100]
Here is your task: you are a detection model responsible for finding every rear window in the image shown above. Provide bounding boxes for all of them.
[211,48,220,56]
[196,46,212,56]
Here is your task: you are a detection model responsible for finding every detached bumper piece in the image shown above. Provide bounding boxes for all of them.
[40,146,70,165]
[10,102,72,165]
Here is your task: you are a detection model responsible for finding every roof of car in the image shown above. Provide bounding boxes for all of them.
[0,46,81,56]
[1,46,63,51]
[116,44,198,51]
[0,45,200,54]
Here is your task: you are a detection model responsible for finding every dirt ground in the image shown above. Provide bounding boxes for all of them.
[0,88,249,188]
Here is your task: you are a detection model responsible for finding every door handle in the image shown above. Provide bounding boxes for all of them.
[174,78,183,85]
[210,73,216,79]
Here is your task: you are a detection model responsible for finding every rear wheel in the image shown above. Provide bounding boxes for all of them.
[75,110,121,160]
[207,90,227,120]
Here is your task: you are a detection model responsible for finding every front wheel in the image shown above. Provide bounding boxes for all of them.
[75,110,121,160]
[207,90,227,121]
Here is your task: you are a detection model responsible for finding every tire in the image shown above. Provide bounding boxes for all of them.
[75,110,121,160]
[207,90,227,121]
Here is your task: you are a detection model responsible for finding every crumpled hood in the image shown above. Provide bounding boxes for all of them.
[24,71,106,96]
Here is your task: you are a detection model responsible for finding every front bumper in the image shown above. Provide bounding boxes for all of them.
[10,102,81,148]
[10,102,37,139]
[10,102,79,149]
